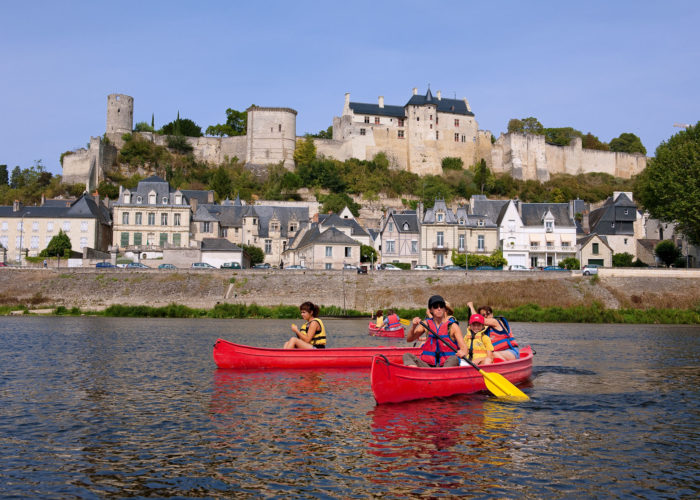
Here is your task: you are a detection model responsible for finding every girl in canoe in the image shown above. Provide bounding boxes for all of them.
[284,301,327,349]
[457,313,494,366]
[467,301,519,360]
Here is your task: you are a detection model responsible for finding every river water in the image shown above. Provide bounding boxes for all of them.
[0,317,698,498]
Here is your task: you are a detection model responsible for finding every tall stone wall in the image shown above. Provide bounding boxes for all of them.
[492,133,647,181]
[246,106,297,169]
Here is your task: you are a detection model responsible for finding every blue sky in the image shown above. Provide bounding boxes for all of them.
[1,1,698,176]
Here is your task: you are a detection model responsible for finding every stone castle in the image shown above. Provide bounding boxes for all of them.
[61,90,647,190]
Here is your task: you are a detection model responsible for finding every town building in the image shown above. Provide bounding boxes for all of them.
[0,194,111,265]
[577,233,614,267]
[379,209,420,267]
[283,224,361,270]
[588,192,644,259]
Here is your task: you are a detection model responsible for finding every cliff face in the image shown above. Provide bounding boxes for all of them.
[2,269,698,312]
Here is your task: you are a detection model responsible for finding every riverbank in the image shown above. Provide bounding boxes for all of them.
[1,268,699,322]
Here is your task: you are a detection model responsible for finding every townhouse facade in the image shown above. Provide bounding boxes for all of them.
[283,224,361,270]
[0,194,111,264]
[588,192,644,259]
[379,210,420,266]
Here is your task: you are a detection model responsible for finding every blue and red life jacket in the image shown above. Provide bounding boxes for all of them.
[420,317,459,367]
[486,316,518,351]
[386,313,401,330]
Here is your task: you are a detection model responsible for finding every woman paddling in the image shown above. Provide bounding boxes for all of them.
[284,301,327,349]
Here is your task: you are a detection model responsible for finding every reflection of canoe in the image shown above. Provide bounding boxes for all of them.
[213,339,421,369]
[370,346,534,404]
[368,322,405,338]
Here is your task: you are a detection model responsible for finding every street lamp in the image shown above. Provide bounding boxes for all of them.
[18,211,29,266]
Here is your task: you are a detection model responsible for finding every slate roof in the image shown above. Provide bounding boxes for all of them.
[349,89,475,118]
[292,225,361,249]
[181,189,214,205]
[203,204,309,239]
[319,212,369,238]
[389,212,419,233]
[577,233,610,248]
[469,195,510,225]
[520,203,575,227]
[588,193,638,235]
[201,238,243,252]
[0,194,111,224]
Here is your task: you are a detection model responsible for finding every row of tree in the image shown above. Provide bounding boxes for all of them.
[507,116,647,154]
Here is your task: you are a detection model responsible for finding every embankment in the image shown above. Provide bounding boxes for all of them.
[1,268,699,313]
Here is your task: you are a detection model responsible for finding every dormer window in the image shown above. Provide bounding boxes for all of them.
[459,218,465,225]
[477,220,484,227]
[546,221,553,232]
[388,222,394,232]
[175,194,182,204]
[124,193,131,204]
[136,196,142,204]
[162,196,168,204]
[437,213,444,223]
[289,223,297,232]
[403,222,410,231]
[149,192,156,204]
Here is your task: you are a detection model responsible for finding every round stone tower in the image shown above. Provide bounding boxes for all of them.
[245,105,297,169]
[106,94,134,136]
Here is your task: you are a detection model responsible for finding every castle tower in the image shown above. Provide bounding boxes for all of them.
[106,94,134,136]
[245,105,297,169]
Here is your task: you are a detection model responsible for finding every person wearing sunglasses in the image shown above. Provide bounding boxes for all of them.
[403,295,468,367]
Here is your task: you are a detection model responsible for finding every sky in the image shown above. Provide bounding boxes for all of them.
[1,1,698,176]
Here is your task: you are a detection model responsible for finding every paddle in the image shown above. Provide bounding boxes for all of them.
[419,320,530,402]
[399,318,411,326]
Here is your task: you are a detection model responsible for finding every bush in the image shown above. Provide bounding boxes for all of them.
[613,252,634,267]
[560,257,580,270]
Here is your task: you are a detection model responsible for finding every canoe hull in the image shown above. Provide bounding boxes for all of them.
[213,339,421,369]
[368,322,405,338]
[370,346,533,404]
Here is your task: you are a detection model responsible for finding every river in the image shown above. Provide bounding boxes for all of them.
[0,317,698,498]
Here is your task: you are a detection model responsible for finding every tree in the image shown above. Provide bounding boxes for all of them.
[166,135,193,155]
[451,250,466,267]
[134,121,155,132]
[10,166,23,188]
[635,123,700,244]
[206,108,247,137]
[0,164,7,186]
[609,132,646,155]
[360,244,378,264]
[582,132,609,151]
[159,116,203,137]
[654,240,681,267]
[320,193,360,216]
[46,230,72,257]
[309,126,332,139]
[293,135,316,166]
[473,158,490,194]
[242,244,264,265]
[559,257,580,270]
[544,127,582,146]
[508,117,544,135]
[210,166,233,200]
[441,157,463,170]
[97,181,119,200]
[612,252,634,267]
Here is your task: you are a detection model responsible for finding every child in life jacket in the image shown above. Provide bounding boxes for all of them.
[457,314,494,366]
[375,310,384,328]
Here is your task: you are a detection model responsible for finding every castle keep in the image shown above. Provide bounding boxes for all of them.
[61,90,647,190]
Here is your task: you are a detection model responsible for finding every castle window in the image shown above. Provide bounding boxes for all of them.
[364,116,370,123]
[430,124,433,129]
[430,114,433,120]
[417,117,419,121]
[360,128,366,136]
[398,130,404,139]
[398,118,404,127]
[375,117,380,124]
[462,135,466,142]
[455,119,460,127]
[454,133,459,142]
[436,131,439,140]
[278,124,281,132]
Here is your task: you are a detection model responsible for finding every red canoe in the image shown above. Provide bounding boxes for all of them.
[213,339,421,369]
[370,346,534,404]
[368,322,405,338]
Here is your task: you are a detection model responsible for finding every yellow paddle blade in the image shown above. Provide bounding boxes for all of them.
[480,369,530,402]
[399,318,411,326]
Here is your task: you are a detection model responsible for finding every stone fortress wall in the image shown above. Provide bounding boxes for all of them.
[61,91,648,191]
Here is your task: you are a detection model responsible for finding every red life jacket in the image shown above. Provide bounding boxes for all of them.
[487,316,518,351]
[420,317,458,367]
[386,313,401,330]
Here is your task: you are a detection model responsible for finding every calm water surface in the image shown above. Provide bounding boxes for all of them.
[0,317,698,498]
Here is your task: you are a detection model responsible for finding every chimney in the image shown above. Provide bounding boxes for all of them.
[378,96,384,108]
[463,98,471,112]
[208,190,214,203]
[437,90,441,101]
[583,210,590,234]
[93,191,100,207]
[191,198,198,212]
[412,87,418,95]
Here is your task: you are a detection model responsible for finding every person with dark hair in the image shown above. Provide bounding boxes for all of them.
[284,301,327,349]
[403,295,468,367]
[467,301,519,360]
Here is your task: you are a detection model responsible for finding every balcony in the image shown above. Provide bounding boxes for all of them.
[431,244,450,252]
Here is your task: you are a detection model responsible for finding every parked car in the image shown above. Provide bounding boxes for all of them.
[0,262,7,267]
[543,266,567,271]
[285,265,308,270]
[474,265,501,271]
[582,264,600,276]
[158,263,177,270]
[440,265,466,271]
[414,264,431,270]
[357,265,368,274]
[379,263,402,271]
[126,262,150,269]
[96,262,117,268]
[220,262,242,269]
[191,262,216,269]
[252,263,271,269]
[508,264,531,271]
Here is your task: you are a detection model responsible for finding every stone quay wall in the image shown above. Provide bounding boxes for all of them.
[2,268,699,313]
